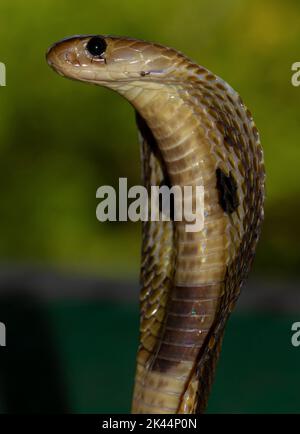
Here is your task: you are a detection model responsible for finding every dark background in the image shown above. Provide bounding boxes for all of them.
[0,0,299,413]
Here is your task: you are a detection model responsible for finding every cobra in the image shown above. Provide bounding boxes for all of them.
[46,35,265,414]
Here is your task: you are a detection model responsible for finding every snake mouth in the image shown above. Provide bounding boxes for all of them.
[46,48,100,83]
[46,57,65,77]
[46,44,68,77]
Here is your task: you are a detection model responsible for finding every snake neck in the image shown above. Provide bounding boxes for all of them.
[121,84,229,413]
[117,78,264,414]
[123,82,232,285]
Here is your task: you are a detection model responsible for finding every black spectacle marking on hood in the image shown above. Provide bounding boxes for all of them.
[216,168,239,214]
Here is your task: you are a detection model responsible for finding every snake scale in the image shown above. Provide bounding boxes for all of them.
[46,35,265,414]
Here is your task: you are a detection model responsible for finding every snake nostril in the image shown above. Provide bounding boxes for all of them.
[65,52,72,62]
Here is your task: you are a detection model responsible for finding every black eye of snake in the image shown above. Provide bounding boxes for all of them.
[86,36,107,57]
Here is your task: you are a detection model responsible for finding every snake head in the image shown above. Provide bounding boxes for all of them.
[46,35,184,87]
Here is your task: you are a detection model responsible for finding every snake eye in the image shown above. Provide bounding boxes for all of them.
[86,36,107,57]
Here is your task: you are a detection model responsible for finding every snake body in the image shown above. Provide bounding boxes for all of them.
[47,35,265,414]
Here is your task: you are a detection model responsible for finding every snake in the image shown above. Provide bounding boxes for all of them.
[46,35,265,414]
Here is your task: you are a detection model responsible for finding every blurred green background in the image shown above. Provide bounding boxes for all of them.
[0,0,299,414]
[0,0,300,276]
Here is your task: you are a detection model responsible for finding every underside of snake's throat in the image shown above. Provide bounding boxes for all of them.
[135,110,221,377]
[131,92,235,413]
[129,78,264,414]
